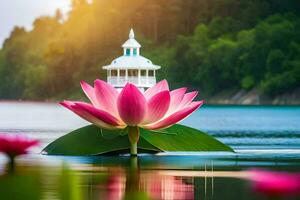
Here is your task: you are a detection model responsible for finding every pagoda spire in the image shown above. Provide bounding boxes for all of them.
[129,28,135,39]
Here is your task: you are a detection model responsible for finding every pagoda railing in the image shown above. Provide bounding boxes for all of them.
[107,76,156,88]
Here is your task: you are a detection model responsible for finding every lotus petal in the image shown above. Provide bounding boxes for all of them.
[167,87,187,114]
[144,90,170,124]
[94,79,119,117]
[178,91,198,110]
[117,83,147,126]
[142,101,204,130]
[74,102,124,126]
[80,81,99,107]
[144,79,169,99]
[60,100,119,130]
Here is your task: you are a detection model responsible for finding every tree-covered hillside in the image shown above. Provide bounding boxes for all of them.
[0,0,299,102]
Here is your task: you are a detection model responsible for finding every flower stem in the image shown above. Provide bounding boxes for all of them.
[128,126,140,156]
[8,156,15,173]
[130,142,137,156]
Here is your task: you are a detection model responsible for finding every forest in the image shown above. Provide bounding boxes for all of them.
[0,0,299,101]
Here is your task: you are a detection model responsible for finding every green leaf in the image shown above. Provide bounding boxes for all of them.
[140,124,234,152]
[43,125,160,155]
[43,124,233,156]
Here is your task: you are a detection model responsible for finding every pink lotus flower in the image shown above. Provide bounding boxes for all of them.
[0,134,39,158]
[0,134,39,172]
[60,79,203,155]
[247,169,300,197]
[61,79,203,130]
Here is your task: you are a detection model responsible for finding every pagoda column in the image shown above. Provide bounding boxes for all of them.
[146,69,149,85]
[138,69,141,85]
[117,69,120,85]
[130,48,133,56]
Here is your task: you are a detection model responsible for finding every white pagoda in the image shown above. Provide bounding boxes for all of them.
[102,29,160,91]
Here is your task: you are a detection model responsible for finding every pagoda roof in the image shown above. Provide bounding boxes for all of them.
[103,55,160,70]
[122,29,141,48]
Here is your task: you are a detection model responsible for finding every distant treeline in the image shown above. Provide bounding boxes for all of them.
[0,0,299,100]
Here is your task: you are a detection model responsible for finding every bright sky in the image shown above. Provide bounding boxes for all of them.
[0,0,71,47]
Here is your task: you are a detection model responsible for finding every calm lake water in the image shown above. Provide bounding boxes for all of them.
[0,102,300,200]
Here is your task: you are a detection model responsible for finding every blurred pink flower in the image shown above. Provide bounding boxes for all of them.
[60,79,203,130]
[248,169,300,197]
[0,134,39,158]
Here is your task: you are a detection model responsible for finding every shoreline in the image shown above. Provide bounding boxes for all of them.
[207,88,300,105]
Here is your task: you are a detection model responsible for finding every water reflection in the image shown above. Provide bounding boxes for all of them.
[0,172,42,200]
[98,157,195,200]
[0,156,299,200]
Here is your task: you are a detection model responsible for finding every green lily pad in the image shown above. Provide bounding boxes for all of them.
[43,124,233,156]
[43,125,160,155]
[140,124,234,152]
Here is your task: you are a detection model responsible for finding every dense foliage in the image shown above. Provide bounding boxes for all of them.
[0,0,299,100]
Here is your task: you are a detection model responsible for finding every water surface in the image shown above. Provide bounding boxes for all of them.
[0,102,299,200]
